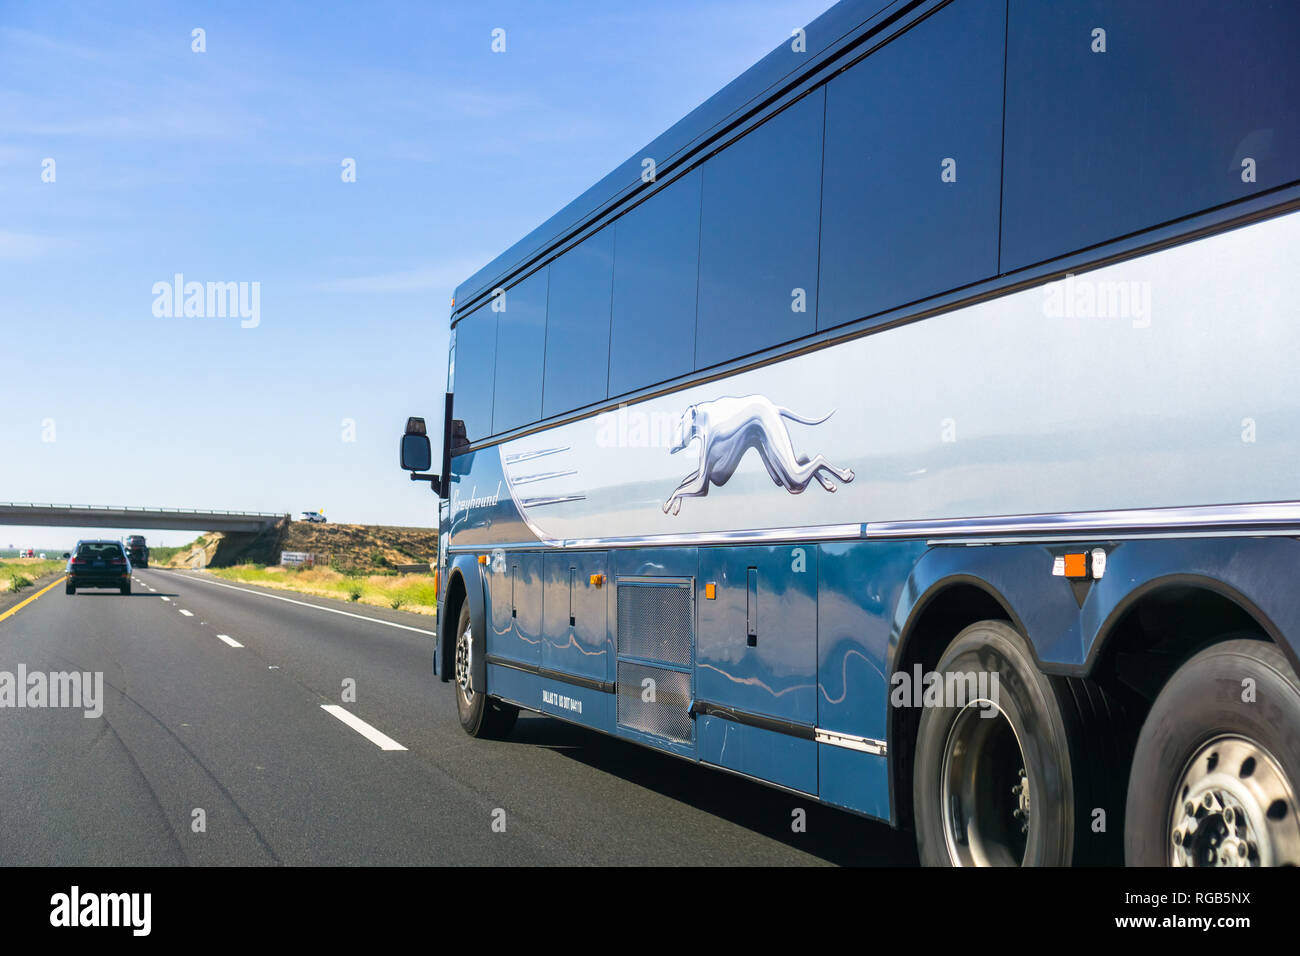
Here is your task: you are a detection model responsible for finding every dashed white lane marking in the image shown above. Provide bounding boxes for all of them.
[216,634,243,648]
[153,569,436,635]
[161,597,171,602]
[178,609,193,617]
[320,705,407,751]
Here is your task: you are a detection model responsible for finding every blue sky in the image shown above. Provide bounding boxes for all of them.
[0,0,833,547]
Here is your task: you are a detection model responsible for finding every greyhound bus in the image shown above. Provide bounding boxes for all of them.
[400,0,1300,866]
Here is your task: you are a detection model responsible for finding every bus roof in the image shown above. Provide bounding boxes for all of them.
[451,0,898,324]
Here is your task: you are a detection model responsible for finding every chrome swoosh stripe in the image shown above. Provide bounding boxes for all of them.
[518,494,587,508]
[504,446,570,465]
[510,469,577,485]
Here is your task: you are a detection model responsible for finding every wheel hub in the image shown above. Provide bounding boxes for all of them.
[1169,735,1299,867]
[454,625,473,700]
[940,699,1032,866]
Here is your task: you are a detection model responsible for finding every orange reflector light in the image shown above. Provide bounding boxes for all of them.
[434,568,440,596]
[705,583,717,600]
[1053,553,1090,578]
[590,573,604,588]
[477,554,488,565]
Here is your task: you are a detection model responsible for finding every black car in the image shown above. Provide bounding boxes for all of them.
[66,540,132,595]
[125,534,149,568]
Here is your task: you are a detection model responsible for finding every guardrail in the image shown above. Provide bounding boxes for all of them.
[0,503,287,517]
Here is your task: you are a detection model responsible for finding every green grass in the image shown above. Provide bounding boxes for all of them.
[0,559,64,593]
[207,564,437,615]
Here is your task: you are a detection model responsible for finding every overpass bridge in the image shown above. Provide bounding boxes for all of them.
[0,503,287,533]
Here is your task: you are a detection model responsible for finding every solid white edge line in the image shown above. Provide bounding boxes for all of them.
[151,569,436,635]
[320,705,407,751]
[216,634,243,648]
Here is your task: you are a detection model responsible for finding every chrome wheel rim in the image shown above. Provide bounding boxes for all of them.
[940,699,1030,866]
[454,623,473,706]
[1168,734,1299,867]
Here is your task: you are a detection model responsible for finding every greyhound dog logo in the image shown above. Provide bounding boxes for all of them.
[663,394,854,515]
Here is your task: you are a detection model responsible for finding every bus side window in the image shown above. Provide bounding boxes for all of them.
[452,302,497,446]
[694,88,823,371]
[1001,0,1300,271]
[818,0,1005,330]
[543,228,614,418]
[608,169,701,397]
[492,268,548,434]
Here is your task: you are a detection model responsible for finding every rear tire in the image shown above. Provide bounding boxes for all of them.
[65,582,75,595]
[120,582,131,595]
[452,602,518,739]
[1125,638,1300,866]
[913,620,1126,866]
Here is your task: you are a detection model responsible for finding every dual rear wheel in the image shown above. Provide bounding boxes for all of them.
[913,623,1300,866]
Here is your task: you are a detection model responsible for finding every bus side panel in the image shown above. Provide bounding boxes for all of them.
[541,551,612,685]
[486,551,542,667]
[488,663,612,732]
[696,545,818,726]
[697,716,817,795]
[817,540,927,819]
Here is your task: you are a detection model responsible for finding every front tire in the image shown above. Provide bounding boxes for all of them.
[1125,638,1300,866]
[452,602,518,739]
[913,620,1125,866]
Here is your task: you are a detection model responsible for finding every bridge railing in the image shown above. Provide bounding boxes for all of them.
[0,503,287,518]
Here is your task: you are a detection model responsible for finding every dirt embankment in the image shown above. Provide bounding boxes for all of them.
[160,521,439,572]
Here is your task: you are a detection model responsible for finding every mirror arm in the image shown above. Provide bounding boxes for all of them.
[409,472,445,496]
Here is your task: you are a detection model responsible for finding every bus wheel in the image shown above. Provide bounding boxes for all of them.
[913,620,1122,866]
[1125,639,1300,866]
[452,602,518,739]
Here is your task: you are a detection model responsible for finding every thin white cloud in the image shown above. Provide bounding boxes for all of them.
[0,231,73,261]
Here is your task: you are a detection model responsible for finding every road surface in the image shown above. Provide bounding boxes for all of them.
[0,568,916,865]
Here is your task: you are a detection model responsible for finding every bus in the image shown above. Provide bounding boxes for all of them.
[400,0,1300,866]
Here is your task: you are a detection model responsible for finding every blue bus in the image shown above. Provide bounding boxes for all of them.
[400,0,1300,866]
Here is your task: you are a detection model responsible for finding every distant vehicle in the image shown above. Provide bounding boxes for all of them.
[38,552,46,560]
[124,535,149,568]
[300,511,327,524]
[66,540,132,595]
[21,549,34,558]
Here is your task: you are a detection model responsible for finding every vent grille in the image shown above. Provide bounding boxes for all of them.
[616,662,693,743]
[615,578,694,744]
[616,582,692,666]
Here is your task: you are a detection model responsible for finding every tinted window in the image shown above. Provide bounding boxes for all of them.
[1002,0,1300,270]
[76,543,122,558]
[452,302,497,444]
[695,89,824,369]
[608,170,701,396]
[543,228,614,418]
[492,268,548,433]
[819,0,1005,328]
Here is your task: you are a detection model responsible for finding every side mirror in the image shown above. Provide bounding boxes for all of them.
[400,431,432,472]
[62,552,71,559]
[401,398,454,499]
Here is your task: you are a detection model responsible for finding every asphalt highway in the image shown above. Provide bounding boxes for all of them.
[0,568,917,865]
